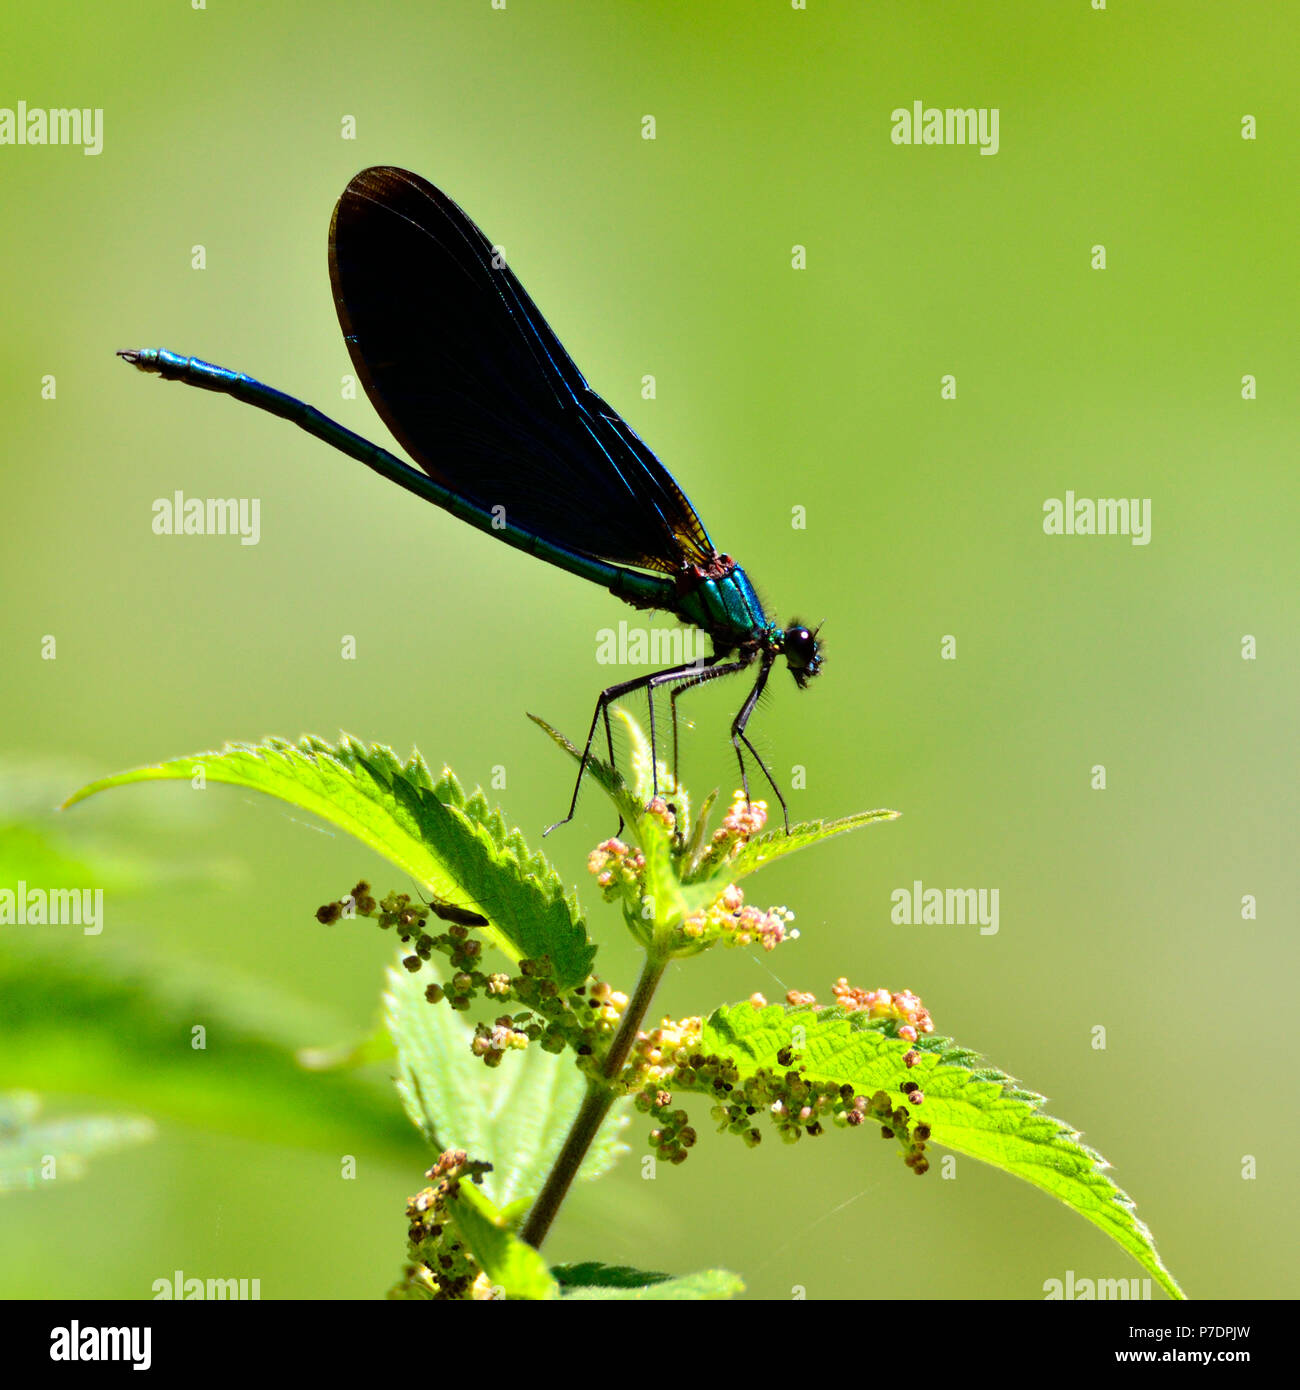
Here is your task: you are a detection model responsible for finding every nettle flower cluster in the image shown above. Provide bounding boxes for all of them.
[392,1148,495,1300]
[588,792,796,952]
[317,882,628,1068]
[828,978,934,1052]
[624,981,935,1174]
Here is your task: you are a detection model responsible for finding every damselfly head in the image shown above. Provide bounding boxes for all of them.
[782,620,823,689]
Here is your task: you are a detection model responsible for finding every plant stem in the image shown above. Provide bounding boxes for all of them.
[518,954,667,1250]
[600,953,668,1081]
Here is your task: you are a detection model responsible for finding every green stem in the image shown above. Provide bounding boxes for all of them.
[519,954,667,1251]
[601,953,668,1080]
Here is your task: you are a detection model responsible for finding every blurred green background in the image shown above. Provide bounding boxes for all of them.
[1,0,1294,1300]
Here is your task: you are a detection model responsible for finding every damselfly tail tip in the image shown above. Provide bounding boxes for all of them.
[116,348,142,364]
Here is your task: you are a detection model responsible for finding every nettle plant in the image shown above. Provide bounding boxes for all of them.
[67,713,1183,1301]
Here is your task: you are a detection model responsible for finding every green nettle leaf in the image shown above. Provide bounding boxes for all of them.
[0,943,423,1162]
[552,1262,745,1301]
[385,958,628,1209]
[445,1179,558,1300]
[616,712,699,942]
[64,734,595,989]
[702,1003,1184,1300]
[529,712,693,946]
[682,788,719,866]
[0,1091,156,1194]
[694,806,902,888]
[620,709,691,833]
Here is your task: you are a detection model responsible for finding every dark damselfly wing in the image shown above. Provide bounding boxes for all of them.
[328,166,716,575]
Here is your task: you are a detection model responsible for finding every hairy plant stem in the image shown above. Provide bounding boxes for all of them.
[518,954,667,1250]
